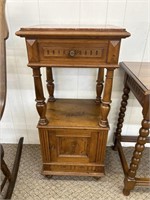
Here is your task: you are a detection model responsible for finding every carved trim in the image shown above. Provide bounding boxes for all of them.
[127,76,144,106]
[42,47,105,58]
[110,40,120,47]
[107,40,120,64]
[26,39,39,62]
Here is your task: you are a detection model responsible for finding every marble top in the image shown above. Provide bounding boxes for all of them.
[16,24,130,38]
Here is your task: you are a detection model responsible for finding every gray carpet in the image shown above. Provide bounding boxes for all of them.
[1,144,150,200]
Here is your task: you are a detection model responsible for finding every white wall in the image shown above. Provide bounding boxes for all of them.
[1,0,150,145]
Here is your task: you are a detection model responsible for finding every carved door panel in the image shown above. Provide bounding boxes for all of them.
[48,129,98,163]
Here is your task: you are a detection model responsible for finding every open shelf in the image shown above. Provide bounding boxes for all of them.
[38,99,109,130]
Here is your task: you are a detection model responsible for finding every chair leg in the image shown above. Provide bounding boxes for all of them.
[0,137,24,199]
[1,144,12,191]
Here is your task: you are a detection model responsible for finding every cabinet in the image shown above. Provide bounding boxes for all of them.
[16,26,130,177]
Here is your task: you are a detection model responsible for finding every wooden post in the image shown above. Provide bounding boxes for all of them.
[46,67,55,102]
[96,68,104,104]
[99,68,114,127]
[32,67,48,125]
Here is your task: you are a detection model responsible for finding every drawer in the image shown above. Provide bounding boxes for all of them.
[26,39,109,66]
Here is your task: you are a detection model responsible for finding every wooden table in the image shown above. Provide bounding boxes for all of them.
[113,62,150,195]
[16,26,130,178]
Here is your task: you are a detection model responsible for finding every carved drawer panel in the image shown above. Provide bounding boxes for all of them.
[26,39,109,66]
[39,39,108,62]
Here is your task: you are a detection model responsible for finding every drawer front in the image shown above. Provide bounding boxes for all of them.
[26,39,109,66]
[39,39,108,62]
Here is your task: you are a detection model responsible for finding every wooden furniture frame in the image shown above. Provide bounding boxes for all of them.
[0,1,23,199]
[16,26,130,178]
[113,62,150,195]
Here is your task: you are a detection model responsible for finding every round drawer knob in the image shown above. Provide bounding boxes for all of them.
[69,50,76,57]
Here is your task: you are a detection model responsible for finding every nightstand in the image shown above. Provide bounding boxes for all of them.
[16,26,130,177]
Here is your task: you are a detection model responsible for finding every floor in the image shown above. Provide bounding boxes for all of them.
[1,144,150,200]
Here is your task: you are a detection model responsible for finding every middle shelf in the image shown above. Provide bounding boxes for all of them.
[38,99,109,130]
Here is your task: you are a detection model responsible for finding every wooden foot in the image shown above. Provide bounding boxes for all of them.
[112,145,118,151]
[122,175,136,196]
[45,175,53,179]
[93,177,101,181]
[123,188,130,196]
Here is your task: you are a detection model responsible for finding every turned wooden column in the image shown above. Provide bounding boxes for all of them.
[46,67,55,102]
[32,67,48,125]
[113,82,130,150]
[99,68,114,127]
[96,68,104,104]
[123,97,150,196]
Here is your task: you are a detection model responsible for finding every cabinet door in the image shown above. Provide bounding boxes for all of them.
[48,129,98,163]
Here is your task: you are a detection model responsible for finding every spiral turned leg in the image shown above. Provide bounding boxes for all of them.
[113,86,130,151]
[123,119,150,196]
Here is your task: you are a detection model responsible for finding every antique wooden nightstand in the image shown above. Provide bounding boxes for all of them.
[16,25,130,178]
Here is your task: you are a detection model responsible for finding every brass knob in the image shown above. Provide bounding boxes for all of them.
[69,50,76,57]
